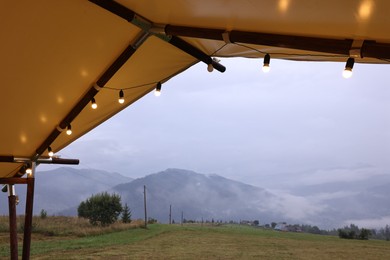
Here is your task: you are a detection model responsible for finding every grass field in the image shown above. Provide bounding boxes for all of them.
[0,221,389,259]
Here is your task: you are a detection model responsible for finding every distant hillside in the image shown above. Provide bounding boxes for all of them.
[113,168,281,224]
[0,167,133,215]
[1,167,389,229]
[287,172,390,228]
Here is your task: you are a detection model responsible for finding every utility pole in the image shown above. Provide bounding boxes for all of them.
[169,204,172,225]
[144,185,147,228]
[181,211,184,226]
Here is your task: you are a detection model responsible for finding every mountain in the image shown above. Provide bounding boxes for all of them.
[112,169,390,228]
[1,167,389,229]
[113,168,284,224]
[0,167,133,215]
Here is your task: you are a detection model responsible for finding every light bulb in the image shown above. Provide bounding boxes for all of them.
[343,57,355,79]
[118,90,125,104]
[48,147,54,157]
[342,68,353,78]
[66,124,72,135]
[26,168,32,176]
[91,98,97,109]
[262,65,270,73]
[207,63,214,72]
[154,82,162,97]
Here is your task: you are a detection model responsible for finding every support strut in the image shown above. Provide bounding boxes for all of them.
[89,0,226,72]
[33,31,150,160]
[8,185,18,260]
[22,177,35,260]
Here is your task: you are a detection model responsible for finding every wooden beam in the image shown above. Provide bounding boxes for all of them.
[164,25,390,61]
[22,177,35,260]
[165,25,224,41]
[169,36,226,72]
[89,0,226,72]
[38,158,80,165]
[0,156,14,163]
[165,25,352,55]
[0,178,28,185]
[363,41,390,60]
[34,32,144,158]
[8,193,18,260]
[229,31,352,56]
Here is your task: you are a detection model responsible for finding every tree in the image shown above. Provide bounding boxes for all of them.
[40,209,47,219]
[78,192,123,226]
[121,203,132,223]
[358,228,371,240]
[338,224,372,240]
[309,226,321,234]
[385,225,390,241]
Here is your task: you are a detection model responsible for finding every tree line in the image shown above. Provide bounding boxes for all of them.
[76,192,390,241]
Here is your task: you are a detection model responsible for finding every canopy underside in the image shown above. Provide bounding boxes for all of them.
[1,0,389,177]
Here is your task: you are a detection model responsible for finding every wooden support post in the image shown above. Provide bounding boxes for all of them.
[8,185,18,260]
[22,177,35,260]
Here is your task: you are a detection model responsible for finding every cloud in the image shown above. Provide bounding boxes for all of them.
[298,165,384,186]
[266,190,327,221]
[307,191,359,202]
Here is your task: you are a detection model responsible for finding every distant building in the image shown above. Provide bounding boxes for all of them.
[274,222,288,231]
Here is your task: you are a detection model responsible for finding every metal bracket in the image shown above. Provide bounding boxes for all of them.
[349,39,364,58]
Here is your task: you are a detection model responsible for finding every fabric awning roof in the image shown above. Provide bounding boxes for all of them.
[1,0,389,177]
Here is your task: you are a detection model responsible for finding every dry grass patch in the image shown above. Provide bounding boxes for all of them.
[0,216,143,238]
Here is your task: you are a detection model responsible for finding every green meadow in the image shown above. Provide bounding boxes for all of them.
[0,219,389,259]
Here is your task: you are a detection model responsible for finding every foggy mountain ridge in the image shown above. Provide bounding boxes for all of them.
[111,168,390,229]
[1,167,389,229]
[0,167,133,215]
[112,168,281,224]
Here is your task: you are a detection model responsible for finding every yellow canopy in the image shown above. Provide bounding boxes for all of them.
[1,0,389,177]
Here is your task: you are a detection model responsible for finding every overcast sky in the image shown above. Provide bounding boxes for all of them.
[40,58,390,189]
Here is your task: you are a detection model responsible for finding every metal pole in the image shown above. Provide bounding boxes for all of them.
[22,163,35,260]
[143,185,147,228]
[169,205,172,225]
[8,184,18,260]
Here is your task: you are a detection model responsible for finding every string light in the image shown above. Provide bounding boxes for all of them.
[118,89,125,104]
[100,47,364,105]
[262,54,271,73]
[91,98,97,109]
[26,165,32,176]
[154,82,162,97]
[48,146,54,157]
[343,57,355,78]
[66,124,72,135]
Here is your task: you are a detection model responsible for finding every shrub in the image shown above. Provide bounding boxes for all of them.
[147,217,157,224]
[78,192,123,226]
